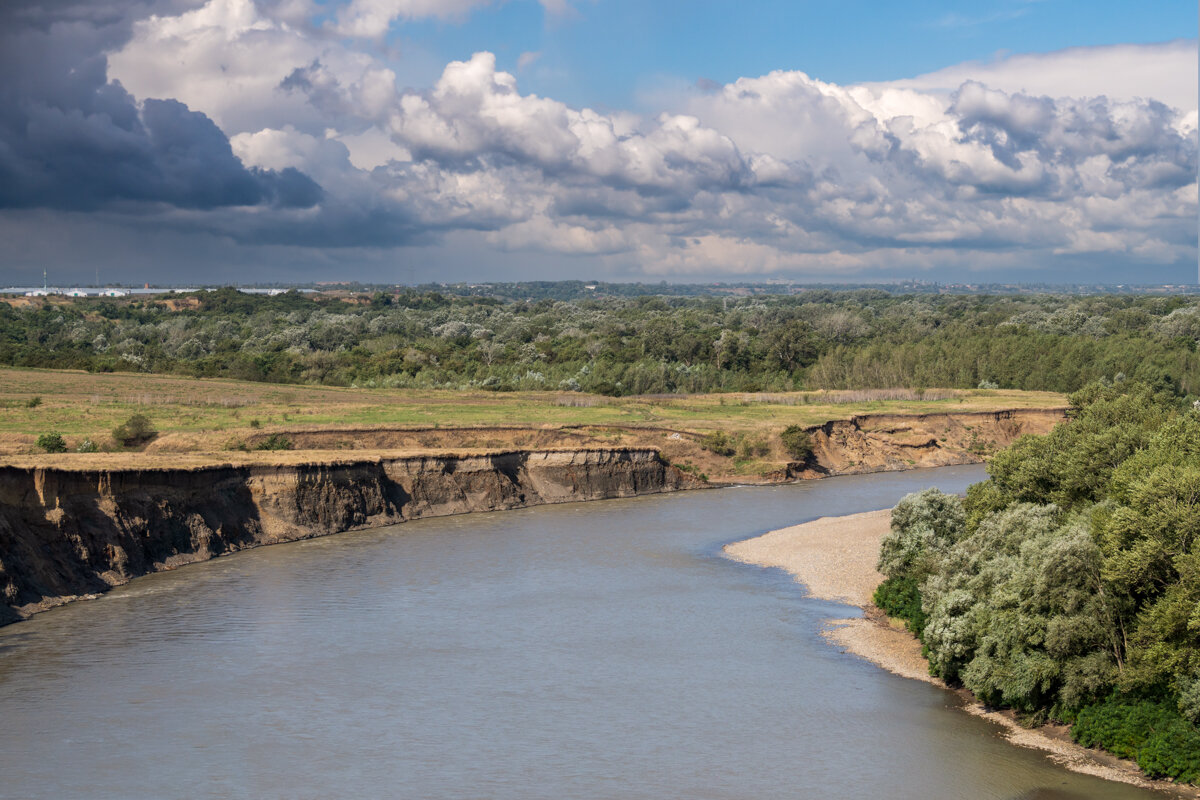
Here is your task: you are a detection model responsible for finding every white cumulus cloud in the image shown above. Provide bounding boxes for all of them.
[84,1,1200,276]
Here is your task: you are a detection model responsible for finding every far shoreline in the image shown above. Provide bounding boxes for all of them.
[724,511,1200,798]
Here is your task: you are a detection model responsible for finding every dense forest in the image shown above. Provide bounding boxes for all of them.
[875,383,1200,782]
[3,287,1200,397]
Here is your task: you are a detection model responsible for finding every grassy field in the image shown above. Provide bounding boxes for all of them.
[0,367,1056,448]
[0,367,1066,473]
[0,368,1063,438]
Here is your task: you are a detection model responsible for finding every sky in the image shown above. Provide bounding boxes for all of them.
[0,0,1196,286]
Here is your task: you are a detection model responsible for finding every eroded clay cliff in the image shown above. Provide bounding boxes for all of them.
[0,408,1069,626]
[0,448,695,625]
[783,408,1067,479]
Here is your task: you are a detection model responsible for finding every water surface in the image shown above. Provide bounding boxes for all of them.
[0,466,1159,799]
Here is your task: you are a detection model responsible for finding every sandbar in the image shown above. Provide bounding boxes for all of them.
[724,510,1193,795]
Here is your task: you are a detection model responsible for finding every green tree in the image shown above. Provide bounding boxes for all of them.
[779,425,813,462]
[35,432,66,453]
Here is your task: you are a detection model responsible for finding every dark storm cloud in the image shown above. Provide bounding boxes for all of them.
[0,0,321,213]
[0,0,202,44]
[210,201,430,248]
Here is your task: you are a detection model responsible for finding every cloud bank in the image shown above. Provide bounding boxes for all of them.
[880,39,1198,115]
[1,0,1196,282]
[0,0,320,215]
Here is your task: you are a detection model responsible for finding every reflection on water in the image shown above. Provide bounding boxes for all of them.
[0,466,1161,799]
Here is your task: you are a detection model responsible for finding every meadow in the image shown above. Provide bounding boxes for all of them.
[0,367,1064,473]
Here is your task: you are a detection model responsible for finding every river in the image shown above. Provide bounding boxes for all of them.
[0,465,1161,799]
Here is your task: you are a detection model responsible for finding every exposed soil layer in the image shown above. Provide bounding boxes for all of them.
[0,406,1067,627]
[0,448,698,625]
[228,406,1067,484]
[786,408,1065,479]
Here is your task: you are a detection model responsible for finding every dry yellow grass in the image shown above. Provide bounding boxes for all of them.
[0,367,1066,473]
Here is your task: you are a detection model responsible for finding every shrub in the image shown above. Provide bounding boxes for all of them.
[249,419,261,429]
[1180,677,1200,725]
[1073,696,1200,782]
[253,433,293,451]
[1073,698,1163,759]
[699,431,735,457]
[1139,719,1200,782]
[873,575,927,638]
[737,437,769,460]
[35,432,66,453]
[25,396,42,408]
[780,425,813,462]
[112,414,157,447]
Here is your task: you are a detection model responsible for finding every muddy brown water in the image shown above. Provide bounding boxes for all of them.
[0,466,1164,799]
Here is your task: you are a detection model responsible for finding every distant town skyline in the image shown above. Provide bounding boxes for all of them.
[0,0,1195,286]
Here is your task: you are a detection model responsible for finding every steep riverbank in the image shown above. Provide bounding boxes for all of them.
[725,512,1199,797]
[773,407,1066,481]
[146,406,1064,484]
[0,405,1067,627]
[0,448,698,626]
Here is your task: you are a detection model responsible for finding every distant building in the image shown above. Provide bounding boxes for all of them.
[102,289,128,297]
[25,289,50,297]
[66,289,88,297]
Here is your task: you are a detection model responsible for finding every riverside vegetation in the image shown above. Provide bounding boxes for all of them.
[2,288,1200,397]
[875,381,1200,784]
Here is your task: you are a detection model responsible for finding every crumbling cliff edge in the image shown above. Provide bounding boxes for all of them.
[0,448,696,626]
[0,407,1068,627]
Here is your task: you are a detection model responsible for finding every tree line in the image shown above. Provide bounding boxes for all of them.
[2,287,1199,397]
